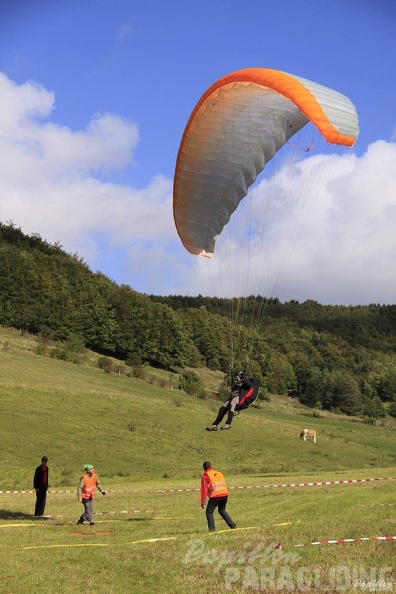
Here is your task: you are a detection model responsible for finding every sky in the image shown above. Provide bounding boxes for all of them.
[0,0,395,305]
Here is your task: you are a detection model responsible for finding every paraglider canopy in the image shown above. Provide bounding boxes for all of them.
[173,68,359,258]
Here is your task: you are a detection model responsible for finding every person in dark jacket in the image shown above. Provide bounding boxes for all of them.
[206,371,253,431]
[33,456,49,516]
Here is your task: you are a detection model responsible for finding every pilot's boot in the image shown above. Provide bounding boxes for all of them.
[206,406,227,431]
[221,411,234,430]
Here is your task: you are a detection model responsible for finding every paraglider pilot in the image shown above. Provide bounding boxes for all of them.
[206,371,253,431]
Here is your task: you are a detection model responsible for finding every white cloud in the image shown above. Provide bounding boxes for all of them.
[116,24,133,42]
[282,141,396,305]
[183,140,396,305]
[0,73,54,132]
[0,72,174,278]
[0,72,395,305]
[0,74,140,182]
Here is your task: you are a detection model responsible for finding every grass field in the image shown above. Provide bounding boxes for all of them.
[1,327,396,593]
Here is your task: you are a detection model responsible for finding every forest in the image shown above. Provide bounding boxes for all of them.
[1,221,396,419]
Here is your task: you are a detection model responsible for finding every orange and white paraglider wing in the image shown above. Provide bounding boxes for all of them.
[173,68,359,258]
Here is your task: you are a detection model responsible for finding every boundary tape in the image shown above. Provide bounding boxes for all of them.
[152,476,393,494]
[0,489,119,495]
[1,476,394,496]
[19,531,396,550]
[6,509,153,520]
[295,535,396,547]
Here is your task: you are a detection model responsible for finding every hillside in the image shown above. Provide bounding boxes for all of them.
[2,326,396,594]
[2,221,396,420]
[1,326,396,490]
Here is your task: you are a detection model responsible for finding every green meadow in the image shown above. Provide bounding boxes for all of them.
[1,327,396,593]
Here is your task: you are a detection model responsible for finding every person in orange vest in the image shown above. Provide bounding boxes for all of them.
[76,464,106,525]
[200,461,236,532]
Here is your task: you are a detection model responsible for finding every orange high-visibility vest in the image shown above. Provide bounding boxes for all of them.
[81,473,98,499]
[205,469,229,498]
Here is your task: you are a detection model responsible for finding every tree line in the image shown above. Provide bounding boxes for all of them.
[1,222,396,419]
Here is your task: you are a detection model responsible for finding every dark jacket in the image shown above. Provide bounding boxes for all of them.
[230,377,253,401]
[34,464,49,491]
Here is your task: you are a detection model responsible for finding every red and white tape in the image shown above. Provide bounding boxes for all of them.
[1,476,393,496]
[6,509,153,520]
[295,535,396,547]
[153,476,392,494]
[0,489,118,495]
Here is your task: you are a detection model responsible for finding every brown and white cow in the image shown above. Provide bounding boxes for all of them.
[299,429,317,443]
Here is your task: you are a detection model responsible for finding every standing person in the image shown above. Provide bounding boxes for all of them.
[33,456,49,517]
[77,464,106,525]
[200,461,236,532]
[206,371,253,431]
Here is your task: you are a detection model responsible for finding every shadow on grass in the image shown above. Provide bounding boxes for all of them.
[0,508,40,520]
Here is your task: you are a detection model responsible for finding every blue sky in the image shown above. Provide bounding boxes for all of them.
[0,0,395,304]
